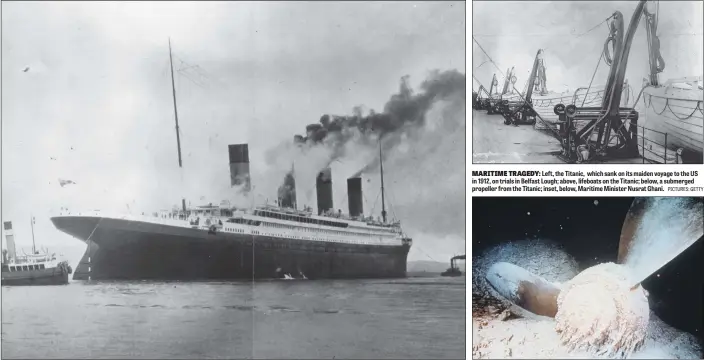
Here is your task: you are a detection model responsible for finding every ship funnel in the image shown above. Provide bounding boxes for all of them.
[228,144,251,192]
[347,177,364,218]
[3,221,16,262]
[316,167,333,215]
[277,169,297,209]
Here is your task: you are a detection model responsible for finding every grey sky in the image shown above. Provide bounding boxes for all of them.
[2,1,466,262]
[472,1,703,93]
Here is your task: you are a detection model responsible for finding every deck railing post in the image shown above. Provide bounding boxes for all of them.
[642,127,645,164]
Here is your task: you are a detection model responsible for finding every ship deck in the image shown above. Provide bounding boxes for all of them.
[471,110,672,164]
[472,110,563,163]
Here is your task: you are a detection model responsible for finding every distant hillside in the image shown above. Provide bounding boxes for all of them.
[408,260,466,273]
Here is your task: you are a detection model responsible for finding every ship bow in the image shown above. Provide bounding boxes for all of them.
[51,216,102,242]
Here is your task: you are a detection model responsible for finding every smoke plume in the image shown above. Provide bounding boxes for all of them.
[259,68,466,259]
[277,170,296,208]
[269,69,465,183]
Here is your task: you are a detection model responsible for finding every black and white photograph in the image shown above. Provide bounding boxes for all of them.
[472,1,704,164]
[472,197,703,358]
[1,2,466,358]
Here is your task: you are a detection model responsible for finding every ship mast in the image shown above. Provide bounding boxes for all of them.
[169,38,187,214]
[379,138,387,223]
[30,215,36,254]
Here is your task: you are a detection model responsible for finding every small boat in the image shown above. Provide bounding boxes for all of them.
[441,254,465,277]
[1,219,72,286]
[441,267,462,277]
[640,76,703,162]
[2,253,72,286]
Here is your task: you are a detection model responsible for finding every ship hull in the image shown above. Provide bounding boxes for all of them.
[440,272,462,277]
[1,268,69,286]
[441,269,463,277]
[51,216,410,281]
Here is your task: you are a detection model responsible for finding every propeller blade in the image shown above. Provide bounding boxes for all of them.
[485,262,561,318]
[617,198,649,264]
[618,197,703,286]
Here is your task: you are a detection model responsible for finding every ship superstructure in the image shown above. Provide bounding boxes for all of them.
[51,155,412,280]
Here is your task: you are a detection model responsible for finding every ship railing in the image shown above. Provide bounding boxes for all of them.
[228,219,405,246]
[255,206,314,218]
[634,125,686,164]
[529,94,697,163]
[57,210,193,227]
[365,220,401,228]
[638,91,703,163]
[56,210,405,244]
[543,110,686,164]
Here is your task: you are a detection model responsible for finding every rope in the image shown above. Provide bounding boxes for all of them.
[632,84,650,112]
[472,11,635,148]
[543,14,615,54]
[472,75,492,97]
[580,14,629,148]
[472,37,560,136]
[578,14,617,39]
[387,188,398,222]
[604,83,704,157]
[583,53,604,107]
[646,13,654,77]
[531,89,604,108]
[415,245,437,262]
[648,95,670,116]
[644,94,703,120]
[577,83,639,155]
[368,190,381,219]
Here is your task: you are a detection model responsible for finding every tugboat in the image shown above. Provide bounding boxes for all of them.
[1,219,72,286]
[441,254,465,277]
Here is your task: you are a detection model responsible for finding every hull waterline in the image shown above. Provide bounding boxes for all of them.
[1,268,69,286]
[51,215,410,281]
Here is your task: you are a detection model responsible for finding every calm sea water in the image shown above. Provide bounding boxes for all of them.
[2,276,465,359]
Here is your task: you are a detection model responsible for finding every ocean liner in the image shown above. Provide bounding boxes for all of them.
[51,143,412,280]
[50,40,413,281]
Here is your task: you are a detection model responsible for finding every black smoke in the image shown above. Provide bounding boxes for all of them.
[294,69,465,173]
[271,69,465,211]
